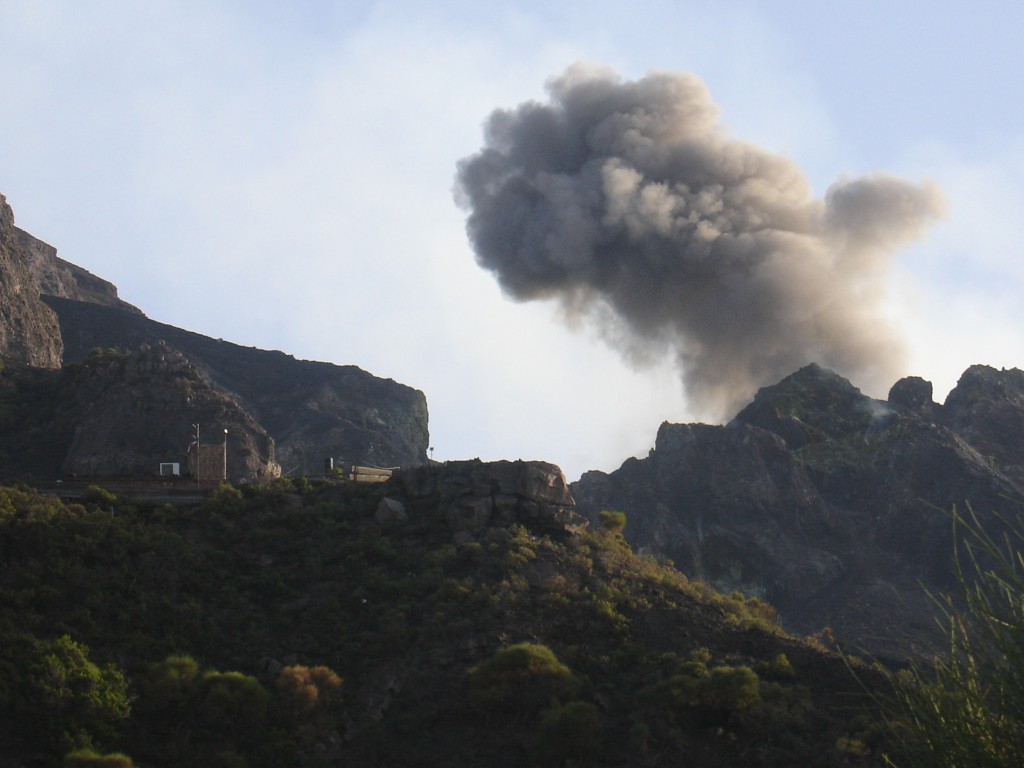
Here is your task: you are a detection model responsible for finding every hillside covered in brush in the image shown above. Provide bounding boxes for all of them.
[0,461,891,767]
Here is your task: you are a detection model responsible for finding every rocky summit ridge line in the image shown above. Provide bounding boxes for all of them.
[573,362,1024,658]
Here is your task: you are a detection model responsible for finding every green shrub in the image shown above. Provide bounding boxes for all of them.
[758,653,795,680]
[598,510,627,535]
[643,658,761,729]
[27,635,131,750]
[700,665,761,719]
[138,654,201,712]
[206,483,244,514]
[467,643,575,716]
[199,670,270,732]
[84,485,118,507]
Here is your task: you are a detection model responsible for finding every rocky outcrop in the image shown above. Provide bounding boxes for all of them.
[45,296,429,473]
[573,364,1024,659]
[60,343,279,481]
[888,375,934,414]
[0,194,62,368]
[941,364,1024,485]
[396,459,583,539]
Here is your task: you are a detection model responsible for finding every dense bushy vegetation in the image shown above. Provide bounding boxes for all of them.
[0,478,890,767]
[882,508,1024,767]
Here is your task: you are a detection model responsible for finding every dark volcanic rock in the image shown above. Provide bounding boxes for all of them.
[888,375,934,413]
[573,364,1024,659]
[731,363,886,449]
[575,422,843,625]
[0,194,62,368]
[0,344,279,482]
[60,343,279,481]
[44,296,428,474]
[397,459,582,538]
[942,365,1024,485]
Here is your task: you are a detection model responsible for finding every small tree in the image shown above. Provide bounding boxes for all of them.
[885,507,1024,767]
[467,643,575,717]
[199,670,270,738]
[274,664,345,747]
[598,510,627,535]
[28,635,131,751]
[276,664,343,715]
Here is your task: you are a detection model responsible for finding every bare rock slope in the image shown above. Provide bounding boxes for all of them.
[573,363,1024,658]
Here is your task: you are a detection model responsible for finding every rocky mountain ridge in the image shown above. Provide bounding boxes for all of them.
[45,295,429,475]
[0,194,428,480]
[572,362,1024,658]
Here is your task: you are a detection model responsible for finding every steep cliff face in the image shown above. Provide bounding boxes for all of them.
[16,226,141,314]
[46,296,429,473]
[573,364,1024,658]
[0,194,62,368]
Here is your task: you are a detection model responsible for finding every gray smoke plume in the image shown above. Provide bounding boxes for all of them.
[455,64,946,418]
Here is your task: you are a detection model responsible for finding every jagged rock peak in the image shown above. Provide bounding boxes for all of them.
[731,363,885,448]
[888,375,934,412]
[942,364,1024,479]
[945,364,1024,407]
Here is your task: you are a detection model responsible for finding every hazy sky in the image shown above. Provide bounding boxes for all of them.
[2,1,1022,480]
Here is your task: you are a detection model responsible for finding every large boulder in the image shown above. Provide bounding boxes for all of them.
[397,459,582,538]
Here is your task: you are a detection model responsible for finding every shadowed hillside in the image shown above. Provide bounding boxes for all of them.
[45,295,429,474]
[0,461,892,767]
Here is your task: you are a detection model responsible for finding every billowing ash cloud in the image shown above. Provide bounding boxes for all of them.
[455,64,946,418]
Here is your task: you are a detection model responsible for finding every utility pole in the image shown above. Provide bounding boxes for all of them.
[192,423,200,488]
[223,428,228,482]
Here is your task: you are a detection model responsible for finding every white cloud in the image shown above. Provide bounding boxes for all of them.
[888,139,1024,401]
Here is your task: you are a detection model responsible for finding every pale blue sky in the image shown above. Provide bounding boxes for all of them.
[2,1,1022,479]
